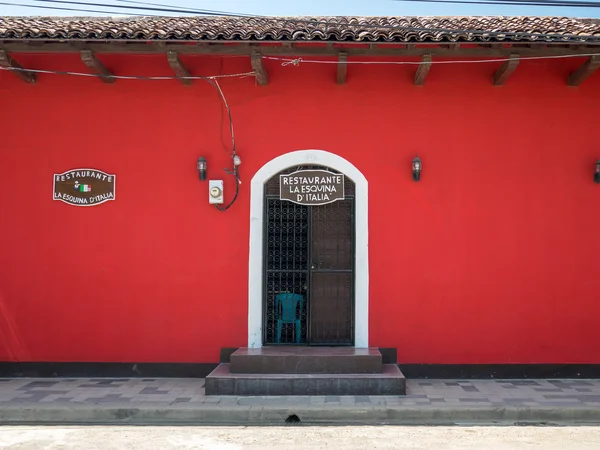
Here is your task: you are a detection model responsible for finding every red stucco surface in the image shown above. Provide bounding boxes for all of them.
[1,53,599,364]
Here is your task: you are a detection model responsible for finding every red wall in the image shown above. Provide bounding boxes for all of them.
[1,52,599,364]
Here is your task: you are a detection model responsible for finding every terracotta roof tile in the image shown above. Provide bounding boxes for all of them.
[1,16,600,43]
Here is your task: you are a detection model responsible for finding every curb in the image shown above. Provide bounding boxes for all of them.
[1,404,600,425]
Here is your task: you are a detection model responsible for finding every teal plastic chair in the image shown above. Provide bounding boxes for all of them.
[275,293,305,344]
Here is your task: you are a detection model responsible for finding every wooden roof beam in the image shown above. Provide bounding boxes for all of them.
[81,50,114,84]
[251,52,268,86]
[337,51,347,84]
[414,54,432,86]
[0,50,35,83]
[493,54,519,86]
[2,42,598,58]
[568,55,600,87]
[166,51,192,86]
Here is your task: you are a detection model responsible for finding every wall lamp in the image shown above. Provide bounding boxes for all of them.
[412,156,422,182]
[595,160,600,184]
[197,157,207,181]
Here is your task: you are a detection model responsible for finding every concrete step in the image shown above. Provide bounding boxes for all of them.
[229,347,382,374]
[205,364,406,396]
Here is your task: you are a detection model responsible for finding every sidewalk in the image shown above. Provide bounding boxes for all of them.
[0,377,599,425]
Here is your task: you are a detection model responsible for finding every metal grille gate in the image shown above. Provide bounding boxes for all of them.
[263,166,355,346]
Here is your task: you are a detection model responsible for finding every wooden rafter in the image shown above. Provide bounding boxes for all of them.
[568,55,600,87]
[166,51,192,85]
[80,50,114,84]
[414,54,432,86]
[337,51,348,84]
[1,42,599,58]
[493,54,519,86]
[251,52,268,86]
[0,50,35,83]
[440,43,460,50]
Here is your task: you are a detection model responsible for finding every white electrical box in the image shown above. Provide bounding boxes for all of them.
[208,180,224,205]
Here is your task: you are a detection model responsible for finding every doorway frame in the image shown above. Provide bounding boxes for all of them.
[248,150,369,348]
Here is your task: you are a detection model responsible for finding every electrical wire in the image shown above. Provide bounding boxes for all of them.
[0,53,246,213]
[466,0,600,3]
[0,2,153,15]
[3,2,600,42]
[112,0,255,16]
[1,51,599,83]
[0,70,244,213]
[112,0,600,14]
[210,77,236,157]
[26,0,248,16]
[393,0,600,8]
[2,51,598,82]
[207,77,240,212]
[0,65,256,80]
[0,0,255,16]
[266,52,600,66]
[3,1,597,214]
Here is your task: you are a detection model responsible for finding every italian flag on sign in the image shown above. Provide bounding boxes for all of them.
[79,184,91,192]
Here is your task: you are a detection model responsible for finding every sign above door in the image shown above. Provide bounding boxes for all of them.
[279,169,345,206]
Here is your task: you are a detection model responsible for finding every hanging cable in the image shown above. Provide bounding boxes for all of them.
[207,78,240,212]
[2,4,600,42]
[2,51,600,82]
[112,0,256,16]
[0,65,255,80]
[393,0,600,8]
[267,52,600,66]
[0,62,245,212]
[25,0,251,16]
[0,2,153,15]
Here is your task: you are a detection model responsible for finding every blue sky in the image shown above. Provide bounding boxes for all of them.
[1,0,599,18]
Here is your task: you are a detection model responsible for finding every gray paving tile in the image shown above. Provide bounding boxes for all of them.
[18,381,59,390]
[139,387,170,395]
[545,394,600,402]
[461,386,479,392]
[507,381,541,386]
[2,377,600,410]
[504,398,536,404]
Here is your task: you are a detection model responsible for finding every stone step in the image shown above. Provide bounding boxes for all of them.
[229,347,382,374]
[205,364,406,396]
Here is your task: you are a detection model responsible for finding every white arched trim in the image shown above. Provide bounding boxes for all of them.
[248,150,369,348]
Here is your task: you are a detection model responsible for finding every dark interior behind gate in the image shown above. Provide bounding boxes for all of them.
[263,166,355,346]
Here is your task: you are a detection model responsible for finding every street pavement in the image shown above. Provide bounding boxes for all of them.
[0,377,599,425]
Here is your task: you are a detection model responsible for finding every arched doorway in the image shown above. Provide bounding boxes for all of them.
[248,150,369,348]
[263,165,355,345]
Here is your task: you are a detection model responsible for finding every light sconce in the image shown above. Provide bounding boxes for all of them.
[412,156,422,182]
[595,160,600,184]
[197,157,207,181]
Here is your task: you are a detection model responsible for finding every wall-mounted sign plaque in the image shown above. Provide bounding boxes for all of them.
[280,169,345,206]
[53,168,116,207]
